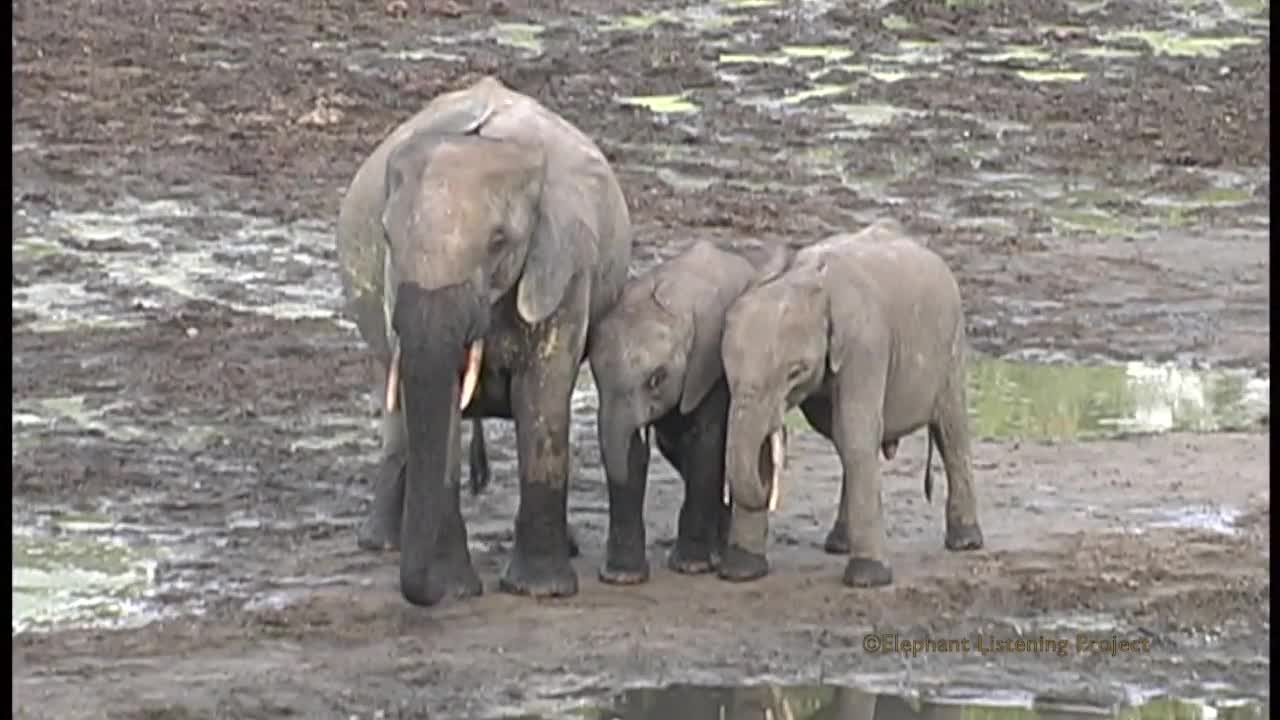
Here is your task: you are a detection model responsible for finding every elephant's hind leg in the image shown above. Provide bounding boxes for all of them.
[467,418,491,496]
[800,396,850,555]
[357,404,408,552]
[929,361,984,552]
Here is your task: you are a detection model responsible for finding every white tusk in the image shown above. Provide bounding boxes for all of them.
[385,341,401,414]
[767,429,785,512]
[458,340,484,411]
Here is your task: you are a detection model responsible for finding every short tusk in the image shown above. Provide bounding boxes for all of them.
[645,424,653,450]
[767,429,785,512]
[384,341,401,414]
[458,339,485,411]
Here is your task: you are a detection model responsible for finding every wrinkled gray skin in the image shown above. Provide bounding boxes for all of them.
[587,240,790,584]
[717,219,984,588]
[335,76,632,606]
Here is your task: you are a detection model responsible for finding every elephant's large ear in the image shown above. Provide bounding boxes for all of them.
[668,268,753,416]
[820,260,850,375]
[517,180,599,325]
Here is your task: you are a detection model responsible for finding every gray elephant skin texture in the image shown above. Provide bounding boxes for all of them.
[335,76,633,607]
[716,219,985,588]
[587,240,791,585]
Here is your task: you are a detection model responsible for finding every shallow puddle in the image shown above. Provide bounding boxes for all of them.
[966,358,1268,441]
[784,358,1267,441]
[510,683,1267,719]
[13,521,169,634]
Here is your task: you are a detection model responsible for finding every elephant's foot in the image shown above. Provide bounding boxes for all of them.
[717,544,769,583]
[356,457,405,552]
[944,522,984,552]
[500,546,579,598]
[823,522,850,555]
[428,555,484,602]
[667,537,720,575]
[842,557,893,588]
[601,524,649,585]
[356,515,399,552]
[599,554,650,585]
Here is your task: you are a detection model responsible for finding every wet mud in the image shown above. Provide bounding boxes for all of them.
[11,0,1270,718]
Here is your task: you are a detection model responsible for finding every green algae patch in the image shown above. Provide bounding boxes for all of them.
[598,13,678,32]
[781,83,851,105]
[780,45,853,62]
[1101,30,1262,58]
[616,92,700,115]
[976,45,1054,65]
[1015,69,1088,83]
[834,103,921,127]
[491,22,545,55]
[1049,207,1138,237]
[718,51,792,65]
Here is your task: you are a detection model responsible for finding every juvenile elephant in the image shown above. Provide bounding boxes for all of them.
[335,76,632,606]
[588,240,789,584]
[717,219,984,588]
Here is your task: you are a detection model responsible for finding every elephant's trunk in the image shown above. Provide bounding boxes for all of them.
[392,282,488,607]
[725,400,787,512]
[599,396,651,493]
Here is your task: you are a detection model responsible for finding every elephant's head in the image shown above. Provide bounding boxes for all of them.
[587,242,777,492]
[720,265,832,511]
[381,129,575,605]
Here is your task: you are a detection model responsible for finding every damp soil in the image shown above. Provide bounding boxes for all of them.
[10,0,1271,718]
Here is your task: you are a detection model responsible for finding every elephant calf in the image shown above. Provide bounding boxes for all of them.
[717,219,985,588]
[588,240,789,584]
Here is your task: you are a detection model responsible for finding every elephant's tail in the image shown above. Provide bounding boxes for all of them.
[924,432,935,503]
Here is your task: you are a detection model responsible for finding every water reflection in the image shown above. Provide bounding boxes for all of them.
[566,684,1265,720]
[967,359,1268,441]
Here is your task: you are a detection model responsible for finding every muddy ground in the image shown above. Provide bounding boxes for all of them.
[10,0,1271,718]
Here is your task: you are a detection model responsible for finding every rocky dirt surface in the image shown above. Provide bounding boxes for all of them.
[11,0,1270,718]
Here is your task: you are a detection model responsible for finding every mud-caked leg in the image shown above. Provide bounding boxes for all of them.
[931,363,984,551]
[800,395,850,555]
[500,354,580,598]
[832,373,894,588]
[600,422,652,585]
[357,382,408,551]
[662,390,731,574]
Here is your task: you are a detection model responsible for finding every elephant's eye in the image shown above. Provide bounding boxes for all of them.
[786,364,806,382]
[646,367,667,392]
[489,230,507,252]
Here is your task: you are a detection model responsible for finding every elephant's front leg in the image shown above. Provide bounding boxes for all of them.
[499,355,580,598]
[832,374,894,588]
[800,395,850,555]
[357,377,407,552]
[664,388,731,575]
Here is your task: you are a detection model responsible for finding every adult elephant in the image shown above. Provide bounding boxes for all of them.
[335,76,633,606]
